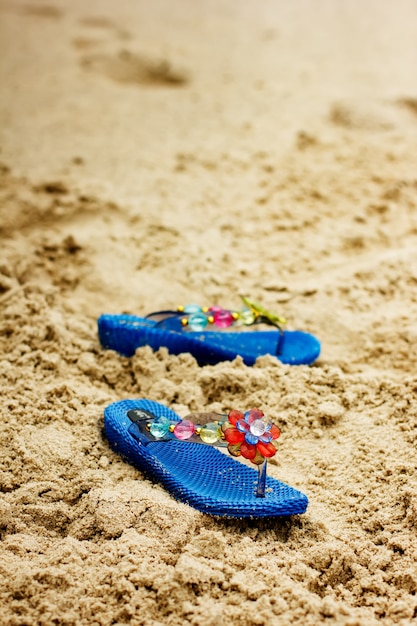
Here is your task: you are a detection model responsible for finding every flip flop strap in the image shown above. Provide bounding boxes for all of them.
[127,407,280,498]
[145,297,286,355]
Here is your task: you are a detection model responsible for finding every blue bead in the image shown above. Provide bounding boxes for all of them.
[149,417,170,439]
[184,304,202,314]
[188,312,208,331]
[245,432,258,445]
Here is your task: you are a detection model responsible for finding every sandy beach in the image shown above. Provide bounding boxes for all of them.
[1,0,417,624]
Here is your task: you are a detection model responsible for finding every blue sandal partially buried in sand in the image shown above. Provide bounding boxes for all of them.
[98,296,320,366]
[104,398,308,518]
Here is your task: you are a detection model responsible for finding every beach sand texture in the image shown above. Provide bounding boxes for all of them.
[1,0,417,624]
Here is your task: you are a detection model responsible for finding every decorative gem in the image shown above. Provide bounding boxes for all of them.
[183,304,203,314]
[200,422,221,444]
[238,308,256,325]
[142,407,281,498]
[240,295,287,325]
[227,443,242,457]
[223,409,280,465]
[146,408,280,466]
[173,420,196,440]
[149,416,171,439]
[213,309,234,328]
[188,312,208,331]
[174,296,286,332]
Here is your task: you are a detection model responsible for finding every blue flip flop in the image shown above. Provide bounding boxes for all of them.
[104,398,309,518]
[98,297,320,366]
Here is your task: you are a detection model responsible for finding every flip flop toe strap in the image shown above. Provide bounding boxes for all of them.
[127,407,281,498]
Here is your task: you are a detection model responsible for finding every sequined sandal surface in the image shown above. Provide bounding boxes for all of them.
[104,398,308,518]
[98,296,320,366]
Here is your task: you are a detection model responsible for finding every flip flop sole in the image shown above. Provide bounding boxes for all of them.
[98,314,321,366]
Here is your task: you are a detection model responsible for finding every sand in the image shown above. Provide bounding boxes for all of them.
[1,0,417,624]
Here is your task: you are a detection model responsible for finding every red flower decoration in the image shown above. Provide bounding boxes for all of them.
[222,409,280,465]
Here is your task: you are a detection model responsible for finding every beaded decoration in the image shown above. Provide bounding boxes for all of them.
[128,407,281,498]
[222,408,281,465]
[146,295,286,332]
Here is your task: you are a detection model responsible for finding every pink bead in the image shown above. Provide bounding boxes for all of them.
[213,309,234,328]
[173,420,196,440]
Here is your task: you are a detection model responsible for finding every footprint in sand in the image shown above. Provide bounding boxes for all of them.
[75,15,189,88]
[22,4,62,18]
[78,16,117,29]
[77,15,131,41]
[397,97,417,118]
[80,50,189,87]
[0,164,118,235]
[72,37,101,51]
[329,97,417,131]
[0,2,62,18]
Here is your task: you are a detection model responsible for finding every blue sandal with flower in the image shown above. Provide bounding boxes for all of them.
[104,398,308,517]
[98,296,320,366]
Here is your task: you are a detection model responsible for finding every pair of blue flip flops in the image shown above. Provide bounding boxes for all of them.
[99,299,319,518]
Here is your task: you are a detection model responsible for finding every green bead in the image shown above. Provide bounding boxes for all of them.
[188,312,208,331]
[227,443,241,457]
[239,308,256,325]
[149,417,170,439]
[252,450,266,465]
[200,422,221,444]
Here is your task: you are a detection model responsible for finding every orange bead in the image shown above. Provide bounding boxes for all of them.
[240,442,257,460]
[256,441,277,458]
[224,428,245,445]
[228,409,243,426]
[270,424,281,440]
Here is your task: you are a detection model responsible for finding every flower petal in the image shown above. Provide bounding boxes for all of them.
[244,408,264,425]
[256,441,277,458]
[245,432,258,445]
[228,443,242,457]
[224,428,245,445]
[270,424,281,440]
[237,419,250,433]
[259,431,272,443]
[252,449,266,465]
[228,409,244,426]
[240,442,257,460]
